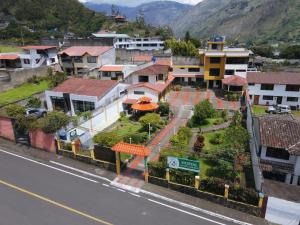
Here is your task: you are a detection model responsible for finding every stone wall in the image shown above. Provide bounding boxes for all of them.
[0,116,15,141]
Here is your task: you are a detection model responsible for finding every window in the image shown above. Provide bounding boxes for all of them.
[158,74,164,81]
[143,44,150,47]
[266,147,290,160]
[23,59,30,64]
[226,57,249,64]
[249,95,253,99]
[236,69,246,72]
[50,58,56,63]
[248,83,255,86]
[50,96,65,111]
[285,85,300,92]
[87,56,97,63]
[210,57,221,64]
[72,100,95,113]
[134,91,145,95]
[211,44,218,50]
[188,68,200,72]
[287,97,298,102]
[137,44,142,47]
[225,70,234,75]
[261,84,274,90]
[73,56,83,63]
[262,95,273,100]
[209,68,220,76]
[138,76,149,82]
[150,44,157,47]
[103,72,110,77]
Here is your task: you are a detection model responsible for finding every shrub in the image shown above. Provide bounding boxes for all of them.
[26,97,42,108]
[49,71,67,88]
[229,187,259,205]
[159,147,186,164]
[194,135,205,152]
[200,177,227,195]
[148,161,166,178]
[27,75,40,84]
[213,118,224,125]
[221,109,228,121]
[93,131,121,147]
[192,100,216,125]
[139,113,161,132]
[157,102,170,116]
[5,104,25,118]
[170,169,195,186]
[123,132,148,144]
[37,111,70,133]
[209,133,223,145]
[170,126,192,149]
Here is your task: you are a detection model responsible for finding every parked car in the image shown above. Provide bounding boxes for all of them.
[25,108,47,118]
[266,105,291,114]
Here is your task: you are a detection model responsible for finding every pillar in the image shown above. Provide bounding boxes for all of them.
[71,141,76,154]
[224,184,229,199]
[285,173,292,184]
[115,152,121,175]
[195,175,200,189]
[292,175,299,185]
[166,168,170,182]
[258,192,264,208]
[56,139,61,150]
[91,149,96,160]
[144,156,149,182]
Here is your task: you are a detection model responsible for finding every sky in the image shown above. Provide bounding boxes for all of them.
[79,0,204,7]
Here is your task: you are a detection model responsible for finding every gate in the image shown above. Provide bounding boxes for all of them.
[12,118,30,146]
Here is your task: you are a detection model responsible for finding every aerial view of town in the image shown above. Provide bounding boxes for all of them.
[0,0,299,224]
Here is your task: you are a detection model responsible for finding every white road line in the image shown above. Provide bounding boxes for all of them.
[147,198,227,225]
[0,149,99,184]
[49,160,111,183]
[116,188,126,193]
[102,183,110,187]
[130,193,141,198]
[141,190,252,225]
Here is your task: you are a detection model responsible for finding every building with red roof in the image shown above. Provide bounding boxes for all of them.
[45,77,128,116]
[58,46,115,76]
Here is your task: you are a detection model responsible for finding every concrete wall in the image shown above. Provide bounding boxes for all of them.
[100,48,116,66]
[0,116,15,141]
[260,146,297,165]
[224,64,248,78]
[293,156,300,176]
[128,87,159,102]
[29,130,56,153]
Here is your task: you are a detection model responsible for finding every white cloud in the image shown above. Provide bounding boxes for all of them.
[80,0,204,7]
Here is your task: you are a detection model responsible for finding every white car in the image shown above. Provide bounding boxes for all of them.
[267,105,291,114]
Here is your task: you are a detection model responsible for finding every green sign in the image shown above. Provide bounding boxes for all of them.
[167,156,200,173]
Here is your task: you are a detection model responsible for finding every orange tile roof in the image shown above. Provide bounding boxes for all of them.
[138,96,152,103]
[99,65,124,72]
[132,102,159,111]
[222,75,247,86]
[132,55,152,62]
[112,142,151,156]
[0,54,20,60]
[59,46,113,57]
[22,45,57,50]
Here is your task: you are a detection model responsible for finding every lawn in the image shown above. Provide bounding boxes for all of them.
[0,80,50,106]
[202,130,225,153]
[111,116,142,137]
[251,105,267,115]
[0,45,21,53]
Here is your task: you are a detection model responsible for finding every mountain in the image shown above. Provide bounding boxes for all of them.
[171,0,300,43]
[85,1,192,26]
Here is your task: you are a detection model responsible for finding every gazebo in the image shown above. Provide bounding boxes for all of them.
[131,96,159,113]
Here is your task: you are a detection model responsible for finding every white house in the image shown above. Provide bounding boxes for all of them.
[98,64,137,81]
[45,77,128,116]
[247,72,300,109]
[59,46,115,76]
[255,115,300,185]
[114,37,164,51]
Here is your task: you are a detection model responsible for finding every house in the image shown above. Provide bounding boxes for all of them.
[45,78,128,116]
[58,46,115,76]
[0,45,58,69]
[114,37,164,51]
[98,64,137,81]
[247,72,300,109]
[92,30,130,46]
[198,36,251,88]
[254,115,300,185]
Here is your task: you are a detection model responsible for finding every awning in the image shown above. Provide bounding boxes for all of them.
[111,142,151,156]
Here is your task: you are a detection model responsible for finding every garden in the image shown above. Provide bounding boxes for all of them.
[148,100,258,205]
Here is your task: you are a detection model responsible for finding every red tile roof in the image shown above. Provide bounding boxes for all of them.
[259,116,300,156]
[0,54,20,60]
[111,142,151,156]
[222,75,247,86]
[131,64,170,76]
[247,72,300,85]
[99,65,124,72]
[132,102,159,111]
[123,99,138,104]
[133,55,153,62]
[59,46,113,57]
[22,45,57,50]
[52,78,117,97]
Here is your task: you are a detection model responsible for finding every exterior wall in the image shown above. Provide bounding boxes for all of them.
[248,84,300,107]
[45,91,63,112]
[295,156,300,176]
[224,64,248,78]
[204,56,226,81]
[131,74,157,85]
[20,49,58,68]
[0,116,15,141]
[29,130,56,153]
[114,37,164,51]
[127,87,159,102]
[100,48,116,66]
[260,146,297,165]
[70,94,98,115]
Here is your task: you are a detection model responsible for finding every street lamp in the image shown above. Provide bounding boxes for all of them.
[148,123,151,140]
[129,137,132,144]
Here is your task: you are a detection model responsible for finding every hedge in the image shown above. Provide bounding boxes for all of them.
[148,161,165,178]
[170,169,196,186]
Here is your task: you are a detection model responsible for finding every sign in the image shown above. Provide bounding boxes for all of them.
[167,156,200,173]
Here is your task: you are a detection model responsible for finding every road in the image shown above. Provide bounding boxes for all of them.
[0,148,249,225]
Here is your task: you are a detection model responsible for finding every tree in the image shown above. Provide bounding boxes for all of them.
[192,100,216,125]
[93,131,121,147]
[37,111,70,133]
[184,31,191,41]
[224,125,249,152]
[157,102,170,116]
[139,113,161,132]
[5,104,25,118]
[26,97,42,108]
[49,71,67,88]
[165,38,199,57]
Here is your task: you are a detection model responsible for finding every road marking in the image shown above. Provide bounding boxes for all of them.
[102,183,110,187]
[0,149,99,184]
[116,188,126,193]
[0,179,113,225]
[49,161,111,183]
[130,193,141,198]
[147,198,227,225]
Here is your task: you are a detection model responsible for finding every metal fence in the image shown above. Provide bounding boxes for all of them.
[246,101,264,191]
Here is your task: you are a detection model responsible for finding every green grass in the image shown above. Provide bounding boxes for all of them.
[199,158,212,179]
[198,118,224,129]
[0,80,50,106]
[0,45,21,53]
[251,105,267,115]
[121,153,132,161]
[202,130,225,153]
[110,117,142,137]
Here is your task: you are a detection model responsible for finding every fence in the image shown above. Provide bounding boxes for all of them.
[148,168,267,217]
[246,101,264,191]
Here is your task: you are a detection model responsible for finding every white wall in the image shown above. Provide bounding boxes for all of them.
[225,64,248,78]
[100,48,116,66]
[294,156,300,176]
[248,84,300,107]
[131,74,157,84]
[127,87,159,102]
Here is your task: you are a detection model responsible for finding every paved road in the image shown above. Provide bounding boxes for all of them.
[0,148,248,225]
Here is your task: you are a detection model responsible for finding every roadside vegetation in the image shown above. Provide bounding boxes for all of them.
[0,45,21,53]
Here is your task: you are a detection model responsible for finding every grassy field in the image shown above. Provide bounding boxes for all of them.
[0,80,50,106]
[112,117,142,137]
[202,130,225,153]
[0,45,21,53]
[251,105,267,115]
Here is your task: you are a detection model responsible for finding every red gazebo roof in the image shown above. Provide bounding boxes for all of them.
[131,96,159,111]
[111,142,151,156]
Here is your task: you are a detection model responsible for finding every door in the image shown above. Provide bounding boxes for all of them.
[63,93,71,112]
[276,96,282,104]
[254,95,260,105]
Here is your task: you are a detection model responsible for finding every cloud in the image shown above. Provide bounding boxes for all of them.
[80,0,204,7]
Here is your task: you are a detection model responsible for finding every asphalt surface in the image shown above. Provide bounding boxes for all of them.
[0,147,248,225]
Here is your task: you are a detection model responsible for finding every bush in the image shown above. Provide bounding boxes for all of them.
[123,132,148,144]
[170,169,196,186]
[27,75,40,84]
[200,177,227,195]
[49,71,67,88]
[209,133,223,145]
[170,126,192,149]
[192,100,216,125]
[26,97,42,108]
[159,147,186,164]
[5,104,25,118]
[229,187,259,205]
[157,102,170,116]
[213,118,224,125]
[93,131,121,147]
[139,113,161,132]
[148,161,166,178]
[37,111,70,133]
[194,135,205,152]
[221,109,228,121]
